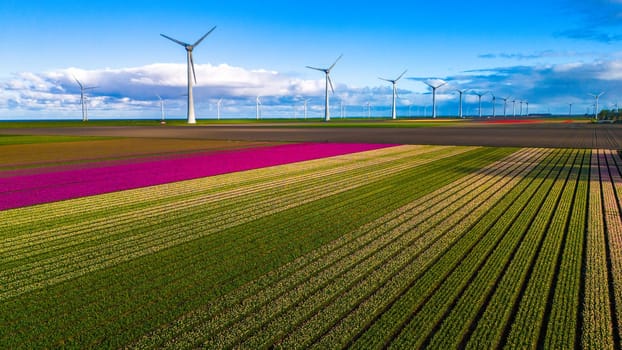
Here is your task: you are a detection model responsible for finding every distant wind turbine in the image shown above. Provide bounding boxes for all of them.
[366,102,371,119]
[156,94,166,122]
[473,91,488,118]
[256,96,262,120]
[303,99,310,120]
[588,92,605,119]
[161,26,216,124]
[501,96,511,117]
[217,98,223,120]
[425,81,447,119]
[306,54,343,122]
[512,99,517,117]
[455,89,467,118]
[74,77,97,122]
[379,69,407,120]
[491,94,497,118]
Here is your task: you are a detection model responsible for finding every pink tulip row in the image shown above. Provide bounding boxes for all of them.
[0,143,395,211]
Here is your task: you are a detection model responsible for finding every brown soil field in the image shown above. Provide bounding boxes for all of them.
[1,123,621,149]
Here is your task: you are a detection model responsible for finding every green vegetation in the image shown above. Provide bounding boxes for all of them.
[0,135,114,145]
[1,145,622,349]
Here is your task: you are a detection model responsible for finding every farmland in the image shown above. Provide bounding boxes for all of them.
[1,134,622,348]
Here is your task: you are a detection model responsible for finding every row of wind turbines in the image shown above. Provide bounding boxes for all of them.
[74,26,607,123]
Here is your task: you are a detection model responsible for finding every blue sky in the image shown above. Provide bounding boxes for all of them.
[1,0,622,119]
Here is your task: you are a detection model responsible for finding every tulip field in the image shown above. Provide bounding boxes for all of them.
[1,136,622,349]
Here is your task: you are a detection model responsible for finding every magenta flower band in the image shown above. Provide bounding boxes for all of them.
[0,143,397,211]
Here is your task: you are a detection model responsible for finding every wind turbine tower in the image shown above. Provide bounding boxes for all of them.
[473,91,488,118]
[156,94,166,122]
[74,78,96,122]
[425,81,447,119]
[306,54,343,122]
[303,99,309,120]
[161,26,216,124]
[501,97,511,117]
[491,94,497,118]
[455,89,468,118]
[256,96,262,120]
[589,92,605,120]
[379,69,407,120]
[217,98,223,120]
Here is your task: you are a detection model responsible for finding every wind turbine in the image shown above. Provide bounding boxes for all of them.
[303,99,309,120]
[306,54,343,122]
[425,80,447,119]
[501,97,511,117]
[589,92,605,119]
[217,98,223,120]
[569,103,573,116]
[74,77,97,122]
[455,89,467,118]
[256,96,262,120]
[473,91,488,118]
[379,69,407,120]
[491,94,497,118]
[512,99,517,117]
[161,26,216,124]
[366,102,372,119]
[156,94,166,122]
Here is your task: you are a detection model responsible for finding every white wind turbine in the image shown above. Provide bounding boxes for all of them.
[379,69,407,120]
[74,77,97,122]
[473,91,488,118]
[303,99,310,120]
[491,93,497,118]
[425,80,447,119]
[589,92,605,119]
[256,96,262,120]
[306,54,343,122]
[455,89,467,118]
[156,94,166,122]
[161,26,216,124]
[217,98,223,120]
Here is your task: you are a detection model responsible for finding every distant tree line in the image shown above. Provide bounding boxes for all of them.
[598,109,622,122]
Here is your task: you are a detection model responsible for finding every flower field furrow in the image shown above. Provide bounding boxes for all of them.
[0,144,437,235]
[543,149,590,349]
[3,140,620,349]
[220,150,536,349]
[348,149,560,349]
[0,146,477,301]
[408,149,567,350]
[457,149,573,349]
[272,149,547,349]
[386,149,577,350]
[129,148,514,349]
[599,149,622,344]
[2,147,507,348]
[160,148,538,349]
[501,149,581,348]
[581,149,616,349]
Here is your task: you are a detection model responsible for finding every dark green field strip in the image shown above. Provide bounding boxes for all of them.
[349,148,564,349]
[0,148,514,348]
[269,149,548,349]
[582,150,616,348]
[0,145,429,234]
[130,148,519,349]
[386,149,575,349]
[417,150,584,349]
[461,149,576,349]
[0,135,114,146]
[543,149,590,349]
[502,149,582,348]
[197,149,541,349]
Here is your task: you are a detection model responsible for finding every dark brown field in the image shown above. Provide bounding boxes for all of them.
[1,122,622,148]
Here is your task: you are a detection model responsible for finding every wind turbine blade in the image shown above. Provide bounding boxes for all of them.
[74,77,83,89]
[328,54,343,71]
[193,26,217,47]
[160,34,188,47]
[328,75,335,94]
[379,77,392,83]
[396,69,408,81]
[190,53,197,84]
[306,66,325,72]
